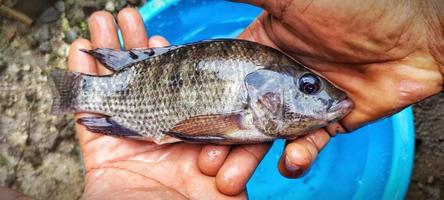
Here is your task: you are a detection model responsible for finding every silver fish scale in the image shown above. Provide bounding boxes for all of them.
[75,40,275,142]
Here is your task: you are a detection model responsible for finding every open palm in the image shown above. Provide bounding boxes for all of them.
[80,137,242,199]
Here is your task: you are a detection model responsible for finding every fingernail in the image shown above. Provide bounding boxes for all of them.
[285,155,301,172]
[149,36,167,47]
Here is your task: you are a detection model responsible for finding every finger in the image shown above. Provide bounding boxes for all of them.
[117,7,149,49]
[198,145,231,176]
[88,11,120,75]
[216,143,270,196]
[278,130,330,178]
[68,39,101,147]
[238,13,278,49]
[234,0,291,19]
[149,35,169,47]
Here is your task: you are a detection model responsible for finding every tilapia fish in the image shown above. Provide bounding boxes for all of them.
[50,39,352,144]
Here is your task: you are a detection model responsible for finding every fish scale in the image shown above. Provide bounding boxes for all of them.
[105,47,260,141]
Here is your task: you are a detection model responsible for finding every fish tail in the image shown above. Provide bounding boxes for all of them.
[49,69,82,115]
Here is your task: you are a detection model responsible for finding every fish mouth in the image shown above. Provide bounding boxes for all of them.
[326,99,353,121]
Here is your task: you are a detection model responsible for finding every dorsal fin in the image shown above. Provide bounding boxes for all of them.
[80,46,180,72]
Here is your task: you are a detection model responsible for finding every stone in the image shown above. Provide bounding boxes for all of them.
[54,1,66,12]
[33,25,51,43]
[105,1,115,12]
[49,126,57,133]
[64,29,78,44]
[127,0,143,6]
[8,131,28,146]
[22,64,31,72]
[427,176,434,184]
[38,41,52,54]
[4,109,16,118]
[39,7,61,24]
[66,6,85,25]
[54,42,69,57]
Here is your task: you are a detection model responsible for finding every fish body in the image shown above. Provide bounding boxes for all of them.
[51,39,352,144]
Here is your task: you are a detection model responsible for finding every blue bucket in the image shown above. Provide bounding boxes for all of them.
[136,1,415,199]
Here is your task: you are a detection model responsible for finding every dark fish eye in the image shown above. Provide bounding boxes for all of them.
[298,73,321,95]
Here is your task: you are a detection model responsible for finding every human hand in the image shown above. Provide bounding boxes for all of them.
[0,187,32,200]
[199,0,444,194]
[70,8,251,199]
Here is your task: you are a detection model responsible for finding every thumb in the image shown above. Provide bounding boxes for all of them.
[233,0,313,19]
[233,0,291,18]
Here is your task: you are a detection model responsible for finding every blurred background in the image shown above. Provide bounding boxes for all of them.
[0,0,442,199]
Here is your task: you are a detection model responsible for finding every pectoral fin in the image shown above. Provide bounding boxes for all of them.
[162,113,243,143]
[164,112,274,144]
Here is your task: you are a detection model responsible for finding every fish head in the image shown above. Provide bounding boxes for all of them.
[279,70,353,135]
[245,60,352,138]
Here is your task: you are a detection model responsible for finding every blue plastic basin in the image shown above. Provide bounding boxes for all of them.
[136,1,415,199]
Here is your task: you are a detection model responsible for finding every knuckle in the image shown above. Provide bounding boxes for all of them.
[238,146,261,163]
[301,139,318,162]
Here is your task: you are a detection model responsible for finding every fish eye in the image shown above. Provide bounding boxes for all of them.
[298,73,321,95]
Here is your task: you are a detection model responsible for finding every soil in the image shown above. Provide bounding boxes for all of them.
[406,92,444,200]
[0,0,442,200]
[0,0,130,199]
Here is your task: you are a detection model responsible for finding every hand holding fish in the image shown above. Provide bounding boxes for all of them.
[64,7,351,198]
[65,0,444,198]
[229,0,444,181]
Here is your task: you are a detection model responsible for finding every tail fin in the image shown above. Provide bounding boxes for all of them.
[49,69,82,115]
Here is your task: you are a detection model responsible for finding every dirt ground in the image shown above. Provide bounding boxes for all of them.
[407,92,444,200]
[0,0,443,200]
